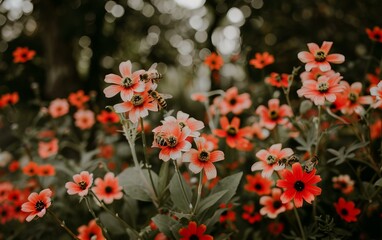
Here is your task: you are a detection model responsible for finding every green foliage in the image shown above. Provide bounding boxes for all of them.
[327,141,369,165]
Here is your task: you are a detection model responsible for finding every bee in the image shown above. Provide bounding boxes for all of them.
[278,155,300,167]
[148,90,172,110]
[140,63,163,84]
[154,133,168,147]
[303,155,319,173]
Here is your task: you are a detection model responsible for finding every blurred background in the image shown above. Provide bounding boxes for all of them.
[0,0,381,105]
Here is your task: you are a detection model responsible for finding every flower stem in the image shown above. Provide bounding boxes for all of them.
[140,117,158,199]
[47,209,79,240]
[84,196,112,240]
[293,207,306,240]
[314,105,322,155]
[172,160,192,211]
[192,171,204,215]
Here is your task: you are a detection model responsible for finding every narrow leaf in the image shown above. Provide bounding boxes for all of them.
[169,173,192,213]
[152,214,177,239]
[196,190,228,215]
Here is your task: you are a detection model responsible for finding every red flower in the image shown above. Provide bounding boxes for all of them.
[21,188,52,222]
[38,138,59,159]
[300,68,336,82]
[276,163,322,208]
[92,172,123,204]
[244,173,273,195]
[0,92,19,108]
[77,219,105,240]
[241,203,262,224]
[259,188,293,218]
[219,203,236,224]
[13,47,36,63]
[370,81,382,108]
[265,72,289,88]
[335,81,373,115]
[297,41,345,72]
[267,222,284,236]
[182,137,224,180]
[366,26,382,43]
[204,52,224,70]
[370,119,382,139]
[37,164,56,176]
[332,174,354,195]
[97,110,119,124]
[249,52,274,69]
[0,203,14,224]
[65,171,93,197]
[213,116,252,150]
[22,162,39,176]
[255,98,292,130]
[219,87,252,115]
[334,197,361,222]
[74,109,95,130]
[48,99,70,118]
[178,221,213,240]
[68,90,90,109]
[154,111,204,137]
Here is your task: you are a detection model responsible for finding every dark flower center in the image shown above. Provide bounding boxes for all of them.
[227,126,237,136]
[131,94,144,106]
[167,136,177,147]
[78,181,88,190]
[198,151,210,162]
[105,186,113,194]
[189,235,199,240]
[1,209,7,216]
[341,208,348,216]
[266,155,277,164]
[35,200,46,212]
[178,122,186,129]
[339,181,348,189]
[229,98,237,105]
[348,92,358,103]
[294,181,305,191]
[275,74,281,82]
[269,110,278,120]
[273,200,282,209]
[122,77,133,87]
[254,183,263,190]
[318,82,329,93]
[314,51,326,62]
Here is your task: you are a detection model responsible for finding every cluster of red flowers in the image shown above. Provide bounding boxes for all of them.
[0,182,29,224]
[0,92,19,108]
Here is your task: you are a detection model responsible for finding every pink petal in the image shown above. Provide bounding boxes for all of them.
[268,99,280,110]
[320,41,333,54]
[256,149,269,161]
[114,102,132,113]
[210,150,224,162]
[104,85,122,98]
[204,162,217,180]
[326,54,345,64]
[307,43,320,54]
[297,51,315,63]
[280,189,296,204]
[120,89,133,102]
[188,162,202,174]
[119,61,132,77]
[104,74,122,84]
[318,62,331,72]
[251,161,264,172]
[305,62,317,71]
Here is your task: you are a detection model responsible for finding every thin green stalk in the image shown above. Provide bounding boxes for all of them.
[293,207,306,240]
[192,171,204,215]
[314,106,322,155]
[172,160,192,210]
[140,117,158,199]
[47,209,79,240]
[91,191,141,239]
[84,196,112,240]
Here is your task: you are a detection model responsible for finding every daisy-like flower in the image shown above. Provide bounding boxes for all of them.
[249,52,275,69]
[0,182,13,202]
[74,109,95,130]
[65,171,93,197]
[244,173,273,195]
[297,72,345,106]
[114,90,158,123]
[276,163,322,208]
[38,138,59,159]
[259,188,293,219]
[251,143,294,178]
[77,219,105,240]
[366,68,380,91]
[332,174,354,195]
[37,164,56,176]
[92,172,123,204]
[97,110,119,124]
[48,98,70,118]
[213,116,252,150]
[267,222,284,236]
[336,81,373,115]
[0,92,19,108]
[190,92,208,103]
[13,47,36,63]
[250,122,269,140]
[219,203,236,224]
[154,111,205,137]
[255,98,293,130]
[366,26,382,43]
[152,123,192,161]
[265,72,289,88]
[0,204,14,224]
[22,162,39,176]
[370,120,382,140]
[103,60,145,101]
[297,41,345,72]
[300,67,336,81]
[68,90,90,109]
[178,221,213,240]
[182,137,224,180]
[204,52,224,70]
[241,203,262,224]
[370,81,382,108]
[219,87,252,115]
[334,197,361,222]
[21,188,52,222]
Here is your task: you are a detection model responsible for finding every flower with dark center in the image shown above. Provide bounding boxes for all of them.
[294,181,305,191]
[334,197,361,222]
[269,110,278,120]
[166,136,177,147]
[318,82,329,93]
[227,126,237,136]
[198,150,210,162]
[314,51,326,62]
[273,200,282,209]
[78,181,87,190]
[131,94,144,106]
[121,77,133,87]
[35,201,45,212]
[266,155,277,164]
[348,92,358,103]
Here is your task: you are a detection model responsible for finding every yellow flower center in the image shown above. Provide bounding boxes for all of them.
[131,94,144,106]
[318,82,329,93]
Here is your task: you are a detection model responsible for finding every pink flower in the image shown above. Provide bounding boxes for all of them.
[48,99,69,118]
[336,81,373,115]
[251,143,294,178]
[182,137,224,180]
[300,68,336,81]
[74,109,95,130]
[213,116,252,150]
[65,171,93,197]
[370,81,382,108]
[92,172,123,204]
[255,99,292,130]
[152,123,192,161]
[38,138,59,159]
[21,189,52,222]
[153,111,204,137]
[219,87,252,115]
[259,188,293,219]
[103,60,145,101]
[298,41,345,72]
[297,72,345,105]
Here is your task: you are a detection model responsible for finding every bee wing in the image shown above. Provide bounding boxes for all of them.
[159,93,173,99]
[149,63,157,71]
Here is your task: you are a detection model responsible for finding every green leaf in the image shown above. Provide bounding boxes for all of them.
[158,161,170,198]
[169,172,192,213]
[374,178,382,187]
[118,167,158,202]
[299,100,313,115]
[210,172,243,204]
[152,214,178,239]
[195,190,228,215]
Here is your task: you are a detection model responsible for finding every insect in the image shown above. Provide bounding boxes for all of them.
[303,155,319,173]
[278,155,300,167]
[154,133,168,147]
[148,90,172,110]
[140,63,163,84]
